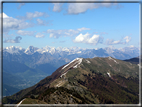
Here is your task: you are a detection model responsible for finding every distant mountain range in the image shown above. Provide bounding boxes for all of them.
[3,45,139,61]
[3,57,139,104]
[2,45,140,70]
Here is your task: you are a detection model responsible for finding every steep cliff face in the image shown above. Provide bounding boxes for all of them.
[3,57,139,104]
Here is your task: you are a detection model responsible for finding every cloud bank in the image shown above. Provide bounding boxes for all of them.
[47,27,90,38]
[17,30,36,36]
[106,36,131,45]
[3,13,34,33]
[52,1,120,15]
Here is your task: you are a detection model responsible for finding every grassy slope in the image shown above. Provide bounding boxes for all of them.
[2,57,139,104]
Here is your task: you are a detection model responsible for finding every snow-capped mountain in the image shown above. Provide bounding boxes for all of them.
[24,46,39,55]
[2,45,140,70]
[3,46,25,54]
[3,45,139,60]
[118,45,139,57]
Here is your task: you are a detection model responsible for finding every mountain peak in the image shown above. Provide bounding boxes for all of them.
[28,45,34,48]
[4,46,24,54]
[5,46,22,50]
[25,46,39,55]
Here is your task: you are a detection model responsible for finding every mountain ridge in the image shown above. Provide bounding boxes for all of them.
[3,56,139,104]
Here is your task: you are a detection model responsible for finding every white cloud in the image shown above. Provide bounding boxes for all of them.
[4,36,22,43]
[106,36,131,45]
[3,32,15,40]
[36,18,44,25]
[0,13,9,18]
[67,2,115,14]
[113,40,120,44]
[88,34,103,44]
[3,14,34,34]
[77,27,91,31]
[36,18,49,26]
[74,33,103,45]
[47,27,90,38]
[74,33,89,42]
[26,11,48,19]
[17,30,36,36]
[35,33,45,38]
[2,12,49,36]
[53,3,63,12]
[106,39,121,45]
[68,3,99,14]
[124,36,131,43]
[18,3,25,9]
[17,11,48,20]
[17,30,45,38]
[3,14,34,33]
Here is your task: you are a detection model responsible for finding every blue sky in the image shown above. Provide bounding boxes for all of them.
[2,2,140,49]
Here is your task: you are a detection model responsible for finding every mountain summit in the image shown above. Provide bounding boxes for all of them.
[3,57,139,104]
[24,46,39,55]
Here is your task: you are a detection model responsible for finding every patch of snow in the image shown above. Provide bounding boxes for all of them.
[18,47,22,50]
[62,59,76,69]
[108,56,119,64]
[107,72,111,77]
[16,98,25,107]
[77,51,82,53]
[86,59,91,63]
[24,49,28,53]
[73,65,78,68]
[62,47,70,52]
[73,58,83,68]
[109,64,112,67]
[56,81,64,87]
[42,51,47,53]
[60,71,68,78]
[36,49,49,54]
[49,47,56,55]
[108,56,113,60]
[62,58,83,69]
[113,59,118,64]
[129,45,134,48]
